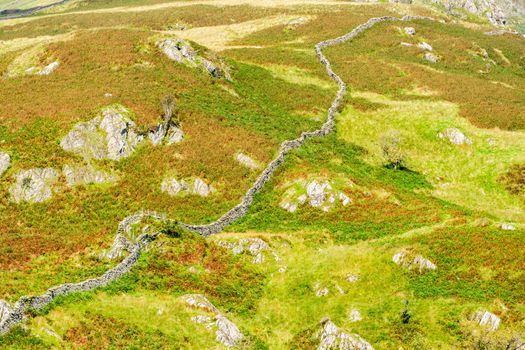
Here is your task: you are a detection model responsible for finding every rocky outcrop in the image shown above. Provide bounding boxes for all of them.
[217,237,281,265]
[235,152,261,171]
[161,177,215,197]
[61,105,143,161]
[393,251,437,273]
[63,164,117,187]
[280,178,352,213]
[9,168,58,203]
[316,318,374,350]
[182,294,244,347]
[471,310,501,331]
[0,152,10,176]
[438,128,472,145]
[157,38,228,79]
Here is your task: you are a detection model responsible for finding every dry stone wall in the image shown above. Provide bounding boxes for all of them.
[0,15,434,337]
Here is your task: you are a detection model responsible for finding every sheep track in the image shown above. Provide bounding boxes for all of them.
[0,15,434,336]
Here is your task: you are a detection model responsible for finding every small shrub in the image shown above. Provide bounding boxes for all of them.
[380,130,407,170]
[500,164,525,196]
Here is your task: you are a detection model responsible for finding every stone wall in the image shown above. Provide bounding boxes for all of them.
[0,15,434,337]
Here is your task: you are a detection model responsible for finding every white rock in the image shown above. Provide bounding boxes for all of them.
[63,164,117,187]
[438,128,472,145]
[161,177,214,197]
[400,41,413,47]
[349,308,362,322]
[280,200,298,213]
[192,315,213,325]
[0,152,10,176]
[314,282,329,297]
[404,27,416,35]
[393,251,436,273]
[104,93,113,97]
[182,294,219,313]
[193,177,212,197]
[0,300,11,324]
[235,152,260,170]
[37,61,59,75]
[161,178,185,196]
[279,266,287,273]
[215,314,244,347]
[471,310,501,331]
[417,42,433,51]
[9,168,58,203]
[317,319,374,350]
[166,126,184,145]
[346,274,359,283]
[253,252,265,264]
[500,223,516,231]
[424,52,438,63]
[102,234,134,260]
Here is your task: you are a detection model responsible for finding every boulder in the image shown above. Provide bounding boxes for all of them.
[471,310,501,331]
[404,27,416,35]
[63,164,117,187]
[393,251,436,273]
[281,178,353,213]
[348,308,362,322]
[217,238,280,265]
[424,52,439,63]
[235,152,261,170]
[0,152,10,176]
[181,294,244,347]
[316,318,374,350]
[61,105,143,161]
[9,168,58,203]
[314,282,330,297]
[148,124,184,146]
[37,61,59,75]
[417,42,433,51]
[437,128,472,145]
[0,300,11,325]
[161,177,215,197]
[499,223,516,231]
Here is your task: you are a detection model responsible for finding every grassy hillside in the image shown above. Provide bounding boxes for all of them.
[0,0,524,349]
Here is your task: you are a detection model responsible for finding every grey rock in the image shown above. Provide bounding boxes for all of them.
[317,318,374,350]
[0,152,10,176]
[182,294,219,313]
[161,177,214,197]
[37,61,59,76]
[61,105,143,161]
[424,52,439,63]
[417,42,433,51]
[216,314,244,347]
[471,310,501,331]
[235,153,260,170]
[102,234,134,260]
[437,128,472,145]
[9,168,58,203]
[393,251,437,273]
[166,126,184,145]
[349,308,362,322]
[281,179,352,213]
[314,282,330,297]
[500,223,516,231]
[346,274,359,283]
[63,164,117,187]
[0,300,11,325]
[404,27,416,35]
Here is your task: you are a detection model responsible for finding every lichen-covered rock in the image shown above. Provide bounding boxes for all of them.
[280,178,352,213]
[161,177,215,197]
[316,318,374,350]
[148,124,184,146]
[9,168,58,203]
[63,164,117,187]
[181,294,244,347]
[0,152,10,176]
[61,105,143,161]
[0,300,11,325]
[437,128,472,145]
[166,126,184,145]
[157,38,228,79]
[393,251,437,273]
[424,52,439,63]
[471,310,501,331]
[235,152,261,170]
